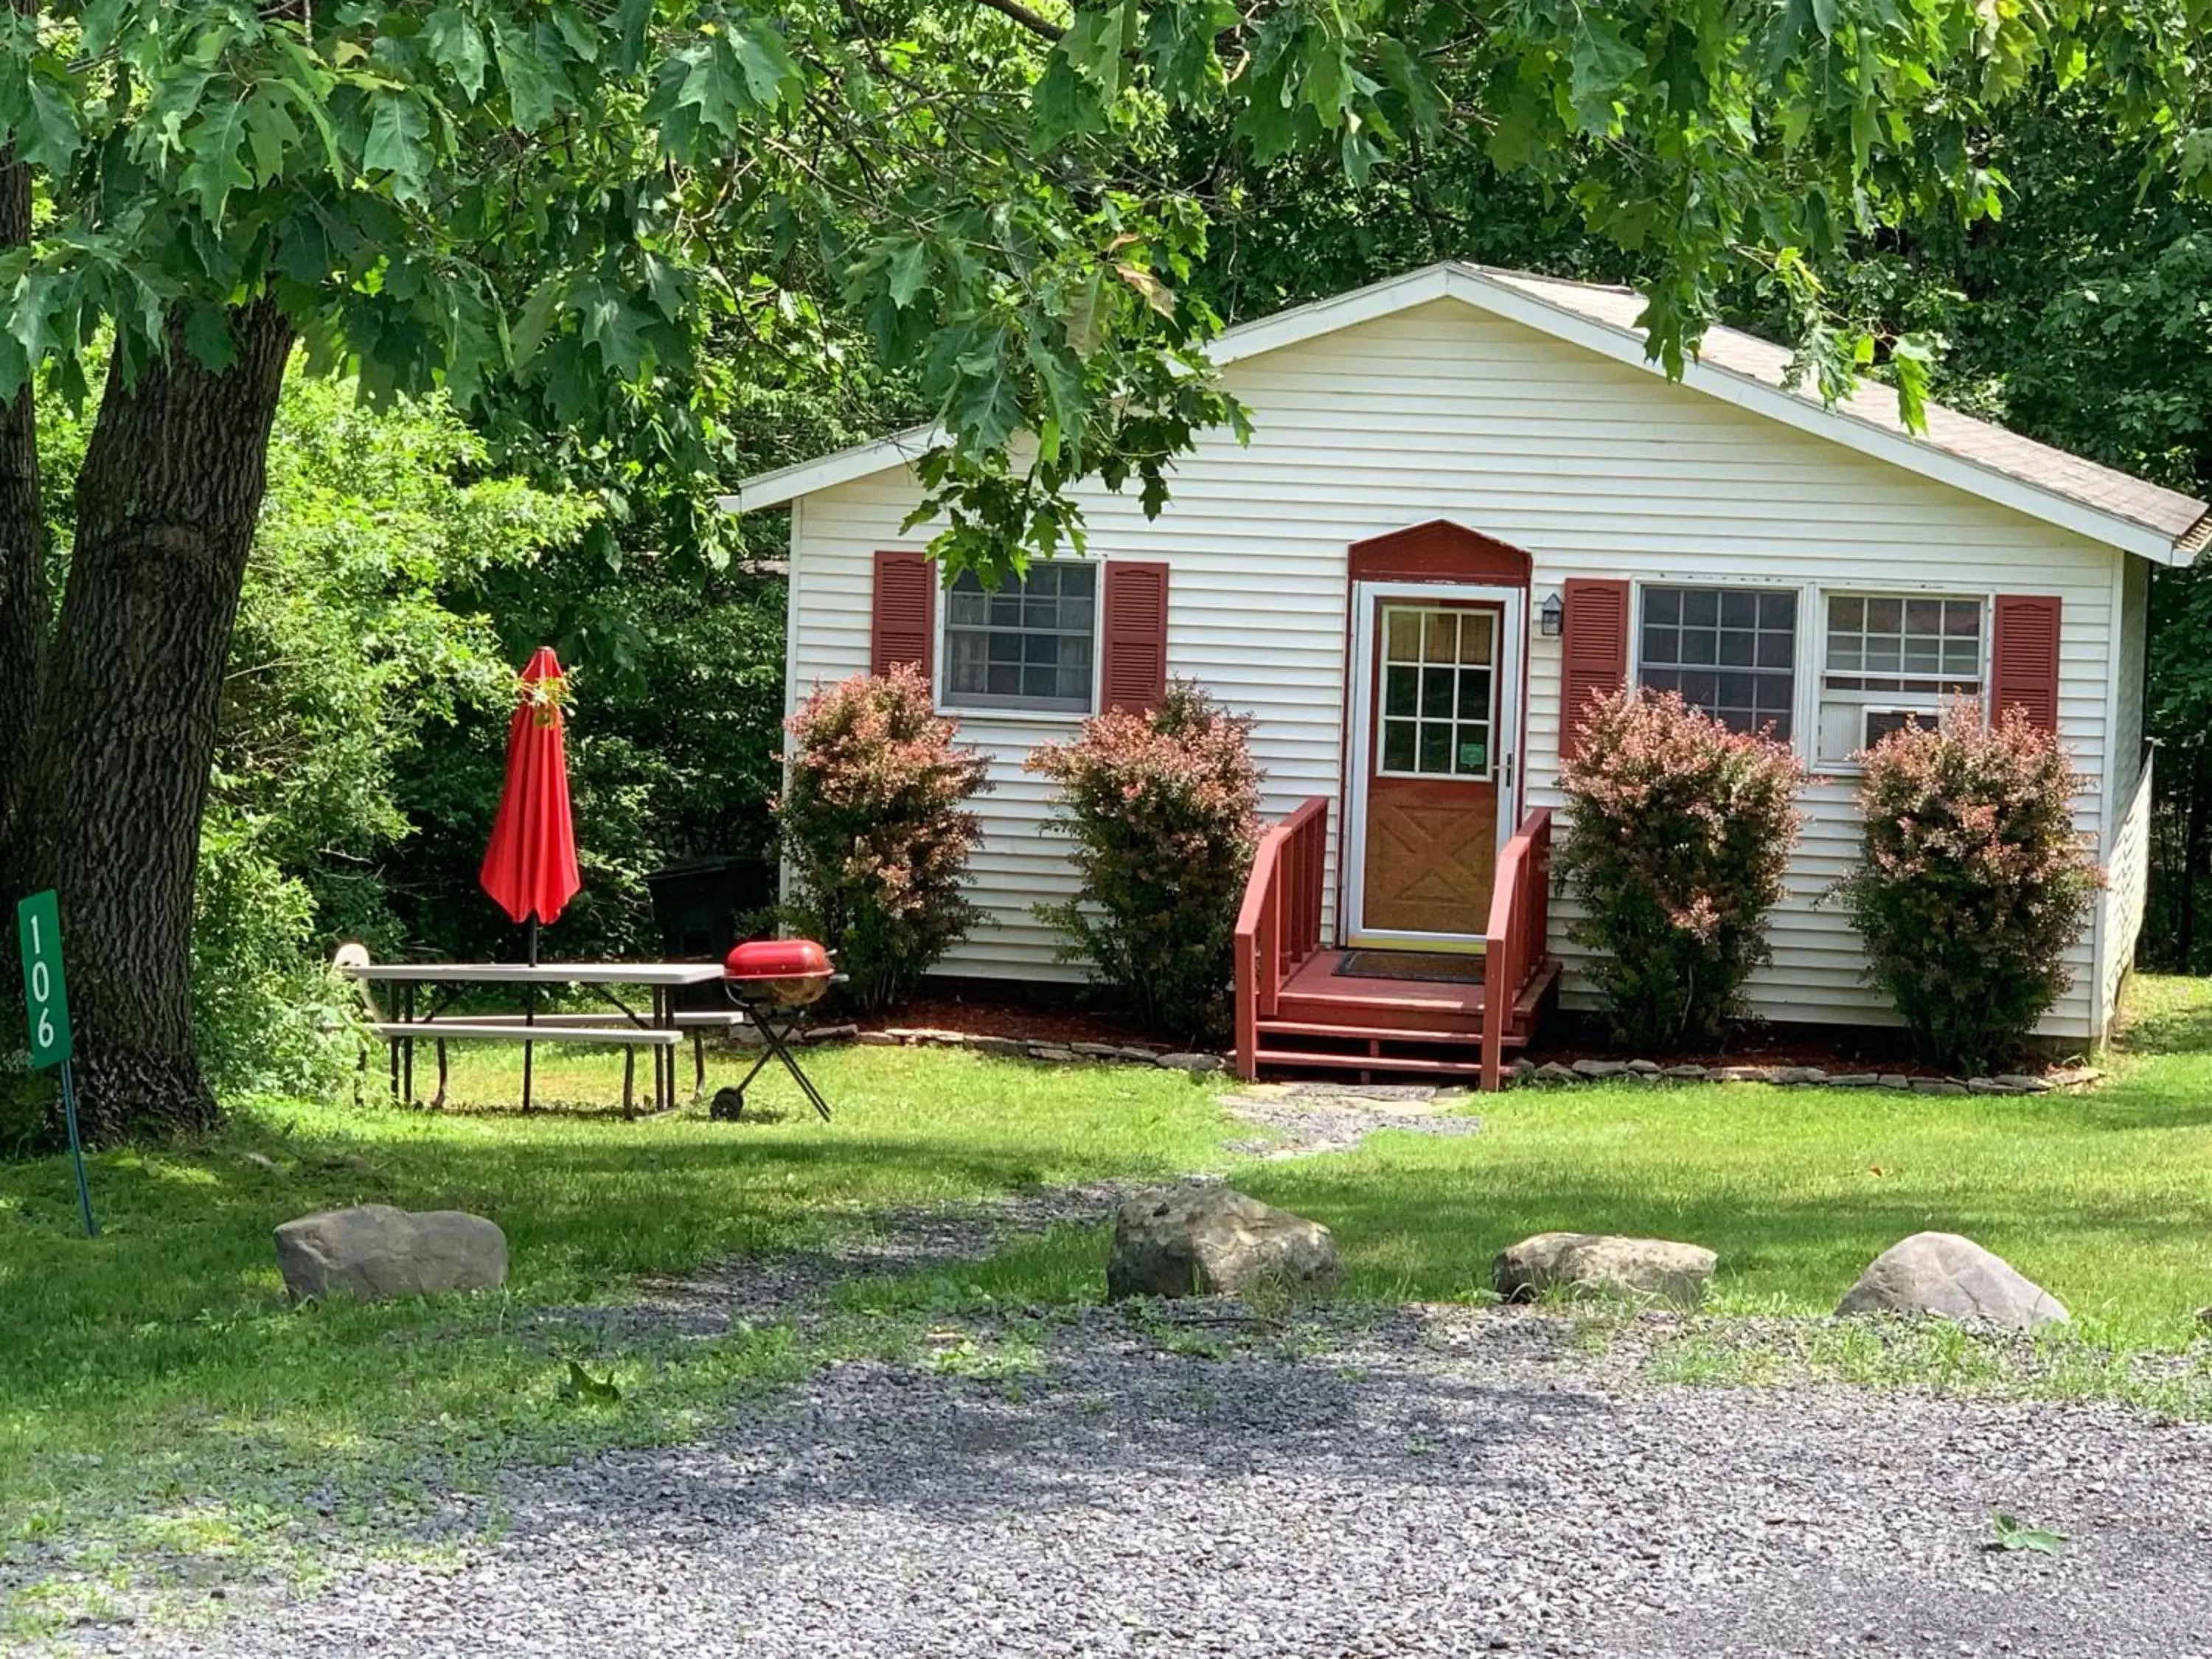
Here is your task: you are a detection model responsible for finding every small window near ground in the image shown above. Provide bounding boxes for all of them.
[942,564,1097,712]
[1636,585,1798,740]
[1816,594,1983,763]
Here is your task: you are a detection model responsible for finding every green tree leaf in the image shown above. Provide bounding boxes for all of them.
[426,6,490,101]
[182,302,237,372]
[242,84,302,184]
[21,75,80,171]
[493,20,560,130]
[730,19,799,109]
[178,95,253,224]
[1568,23,1646,136]
[887,240,929,308]
[1991,1513,2067,1557]
[364,91,431,204]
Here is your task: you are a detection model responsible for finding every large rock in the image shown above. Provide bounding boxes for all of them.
[1107,1183,1340,1300]
[1493,1231,1717,1306]
[1835,1231,2067,1332]
[274,1204,508,1303]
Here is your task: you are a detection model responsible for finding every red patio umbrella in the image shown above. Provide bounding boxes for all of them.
[481,645,582,964]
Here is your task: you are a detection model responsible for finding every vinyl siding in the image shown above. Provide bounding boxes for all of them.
[785,298,2130,1036]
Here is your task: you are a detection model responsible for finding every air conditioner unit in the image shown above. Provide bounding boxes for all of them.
[1862,706,1930,748]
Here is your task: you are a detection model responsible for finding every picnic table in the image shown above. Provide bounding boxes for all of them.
[340,959,734,1116]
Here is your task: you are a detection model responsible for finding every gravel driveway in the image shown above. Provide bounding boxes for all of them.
[107,1291,2212,1659]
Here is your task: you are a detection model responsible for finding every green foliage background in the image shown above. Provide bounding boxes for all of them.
[25,367,798,1100]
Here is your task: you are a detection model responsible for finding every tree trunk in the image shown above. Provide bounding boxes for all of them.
[0,140,45,900]
[17,299,294,1142]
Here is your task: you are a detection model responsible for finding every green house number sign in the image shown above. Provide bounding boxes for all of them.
[16,890,94,1236]
[17,889,72,1068]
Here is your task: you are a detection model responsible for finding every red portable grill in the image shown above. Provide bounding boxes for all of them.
[715,939,838,1121]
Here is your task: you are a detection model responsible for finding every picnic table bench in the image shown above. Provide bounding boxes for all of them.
[339,954,733,1115]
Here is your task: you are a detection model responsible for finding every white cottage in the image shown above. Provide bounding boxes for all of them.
[725,262,2204,1085]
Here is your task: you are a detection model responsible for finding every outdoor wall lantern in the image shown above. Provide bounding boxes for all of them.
[1539,591,1565,637]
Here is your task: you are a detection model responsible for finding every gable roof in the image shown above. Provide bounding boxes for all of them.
[720,260,2210,565]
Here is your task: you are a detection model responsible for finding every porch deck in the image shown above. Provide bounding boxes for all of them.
[1248,948,1561,1079]
[1233,799,1561,1088]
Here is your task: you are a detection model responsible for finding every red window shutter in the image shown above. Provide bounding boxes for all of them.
[871,551,934,678]
[1558,577,1631,761]
[1102,561,1170,714]
[1992,594,2062,732]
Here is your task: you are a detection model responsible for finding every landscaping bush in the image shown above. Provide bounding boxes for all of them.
[1557,687,1805,1048]
[1027,682,1262,1042]
[778,666,990,1012]
[1836,701,2101,1073]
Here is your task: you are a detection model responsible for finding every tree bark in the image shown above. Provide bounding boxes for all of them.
[0,139,45,902]
[18,299,294,1142]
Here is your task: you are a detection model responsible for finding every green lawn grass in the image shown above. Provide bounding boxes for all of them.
[6,979,2212,1633]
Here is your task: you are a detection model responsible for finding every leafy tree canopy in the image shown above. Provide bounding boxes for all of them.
[8,0,2199,580]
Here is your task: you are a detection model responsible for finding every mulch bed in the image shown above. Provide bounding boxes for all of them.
[820,992,2090,1085]
[850,994,1164,1051]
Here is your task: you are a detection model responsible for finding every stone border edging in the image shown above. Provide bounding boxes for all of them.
[1515,1058,2101,1096]
[826,1024,1228,1076]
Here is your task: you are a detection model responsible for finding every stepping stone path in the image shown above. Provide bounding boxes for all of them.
[1214,1081,1482,1157]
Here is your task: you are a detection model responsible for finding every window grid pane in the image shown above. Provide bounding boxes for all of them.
[943,565,1099,711]
[1377,605,1498,777]
[1637,585,1797,740]
[1822,593,1983,697]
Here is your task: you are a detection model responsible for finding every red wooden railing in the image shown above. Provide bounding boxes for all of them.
[1233,796,1330,1080]
[1479,807,1553,1092]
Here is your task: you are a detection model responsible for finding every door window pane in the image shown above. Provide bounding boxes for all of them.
[1382,719,1417,772]
[1375,604,1499,778]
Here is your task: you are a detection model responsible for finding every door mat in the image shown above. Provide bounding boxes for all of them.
[1335,950,1486,985]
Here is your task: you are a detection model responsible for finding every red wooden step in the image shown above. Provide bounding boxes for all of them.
[1256,1018,1485,1046]
[1249,1048,1486,1077]
[1273,997,1486,1036]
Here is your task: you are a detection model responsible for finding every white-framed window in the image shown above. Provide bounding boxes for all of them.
[1815,594,1985,764]
[940,564,1098,713]
[1377,603,1498,778]
[1635,584,1799,741]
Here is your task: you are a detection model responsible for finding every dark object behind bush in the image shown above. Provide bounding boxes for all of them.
[1027,682,1262,1042]
[778,667,990,1012]
[1836,702,2101,1073]
[1557,687,1805,1049]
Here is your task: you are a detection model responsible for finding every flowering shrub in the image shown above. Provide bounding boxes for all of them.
[777,666,990,1012]
[1557,687,1806,1048]
[1836,701,2100,1073]
[1026,682,1262,1041]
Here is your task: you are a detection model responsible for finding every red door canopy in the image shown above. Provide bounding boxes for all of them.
[480,646,583,927]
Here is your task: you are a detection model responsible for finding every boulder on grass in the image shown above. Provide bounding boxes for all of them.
[1107,1183,1339,1300]
[1493,1231,1717,1306]
[1835,1231,2067,1332]
[274,1204,507,1303]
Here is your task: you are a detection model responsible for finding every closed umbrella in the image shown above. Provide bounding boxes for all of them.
[480,646,582,1107]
